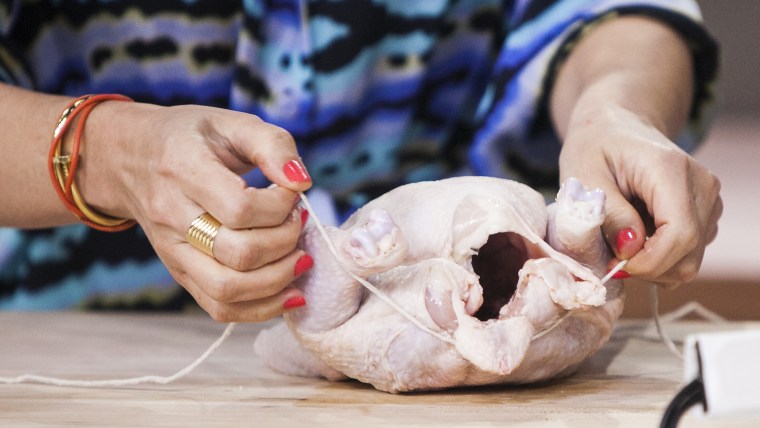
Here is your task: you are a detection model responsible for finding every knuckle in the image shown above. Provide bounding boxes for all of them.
[660,281,682,291]
[713,197,725,219]
[206,276,237,302]
[710,173,722,194]
[155,150,187,180]
[270,202,299,227]
[661,147,690,167]
[172,268,191,289]
[680,228,700,253]
[206,304,234,323]
[220,203,250,229]
[145,197,175,226]
[286,222,303,249]
[229,241,262,271]
[267,125,296,148]
[672,220,700,254]
[674,259,700,283]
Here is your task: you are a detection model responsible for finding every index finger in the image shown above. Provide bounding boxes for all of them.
[180,111,309,229]
[184,163,300,229]
[215,111,313,191]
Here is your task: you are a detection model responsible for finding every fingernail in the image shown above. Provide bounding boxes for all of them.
[616,228,637,253]
[300,207,309,227]
[294,254,314,277]
[283,295,306,310]
[611,270,631,279]
[283,160,311,183]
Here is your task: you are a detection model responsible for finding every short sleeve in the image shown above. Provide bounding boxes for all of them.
[469,0,719,194]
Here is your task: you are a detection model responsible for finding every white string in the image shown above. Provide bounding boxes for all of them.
[659,301,728,324]
[531,260,628,341]
[298,193,456,344]
[600,259,629,284]
[301,192,629,345]
[649,284,683,359]
[531,312,572,341]
[0,322,236,387]
[637,281,729,360]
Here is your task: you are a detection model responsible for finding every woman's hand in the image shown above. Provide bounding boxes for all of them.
[550,15,722,288]
[80,102,314,321]
[559,105,722,288]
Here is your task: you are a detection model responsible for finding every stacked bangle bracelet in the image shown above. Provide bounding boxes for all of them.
[48,94,137,232]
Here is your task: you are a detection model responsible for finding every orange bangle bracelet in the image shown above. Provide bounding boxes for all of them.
[48,94,137,232]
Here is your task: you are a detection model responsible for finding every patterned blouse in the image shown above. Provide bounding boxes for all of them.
[0,0,717,310]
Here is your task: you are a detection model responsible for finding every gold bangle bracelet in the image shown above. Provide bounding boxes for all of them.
[53,96,90,139]
[50,94,136,231]
[51,128,131,228]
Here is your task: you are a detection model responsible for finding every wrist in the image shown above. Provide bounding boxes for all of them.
[563,76,683,142]
[74,97,152,221]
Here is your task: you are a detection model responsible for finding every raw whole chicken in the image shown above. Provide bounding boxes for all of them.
[254,177,624,393]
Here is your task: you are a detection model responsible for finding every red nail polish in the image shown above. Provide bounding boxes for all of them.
[293,254,314,277]
[300,207,309,227]
[283,296,306,310]
[611,270,631,279]
[283,160,311,183]
[616,228,637,253]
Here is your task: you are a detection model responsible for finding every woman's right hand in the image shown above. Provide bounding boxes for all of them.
[79,101,314,322]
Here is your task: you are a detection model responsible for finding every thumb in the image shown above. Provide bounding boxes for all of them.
[602,191,647,261]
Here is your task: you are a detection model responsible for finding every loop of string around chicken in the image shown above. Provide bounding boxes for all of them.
[0,191,698,387]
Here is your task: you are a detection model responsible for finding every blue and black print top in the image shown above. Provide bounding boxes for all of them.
[0,0,718,310]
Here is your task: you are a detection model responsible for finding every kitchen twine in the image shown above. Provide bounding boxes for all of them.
[0,192,711,387]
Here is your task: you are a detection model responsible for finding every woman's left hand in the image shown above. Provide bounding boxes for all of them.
[559,104,722,288]
[550,15,722,288]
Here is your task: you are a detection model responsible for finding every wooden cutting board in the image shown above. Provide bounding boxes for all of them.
[0,312,755,427]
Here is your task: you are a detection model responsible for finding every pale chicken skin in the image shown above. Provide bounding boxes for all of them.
[254,177,624,393]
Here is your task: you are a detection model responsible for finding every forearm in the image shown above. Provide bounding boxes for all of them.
[0,83,77,227]
[550,15,695,140]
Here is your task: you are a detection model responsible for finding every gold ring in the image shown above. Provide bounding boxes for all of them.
[186,212,221,257]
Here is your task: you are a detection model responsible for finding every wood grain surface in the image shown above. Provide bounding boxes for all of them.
[0,312,756,427]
